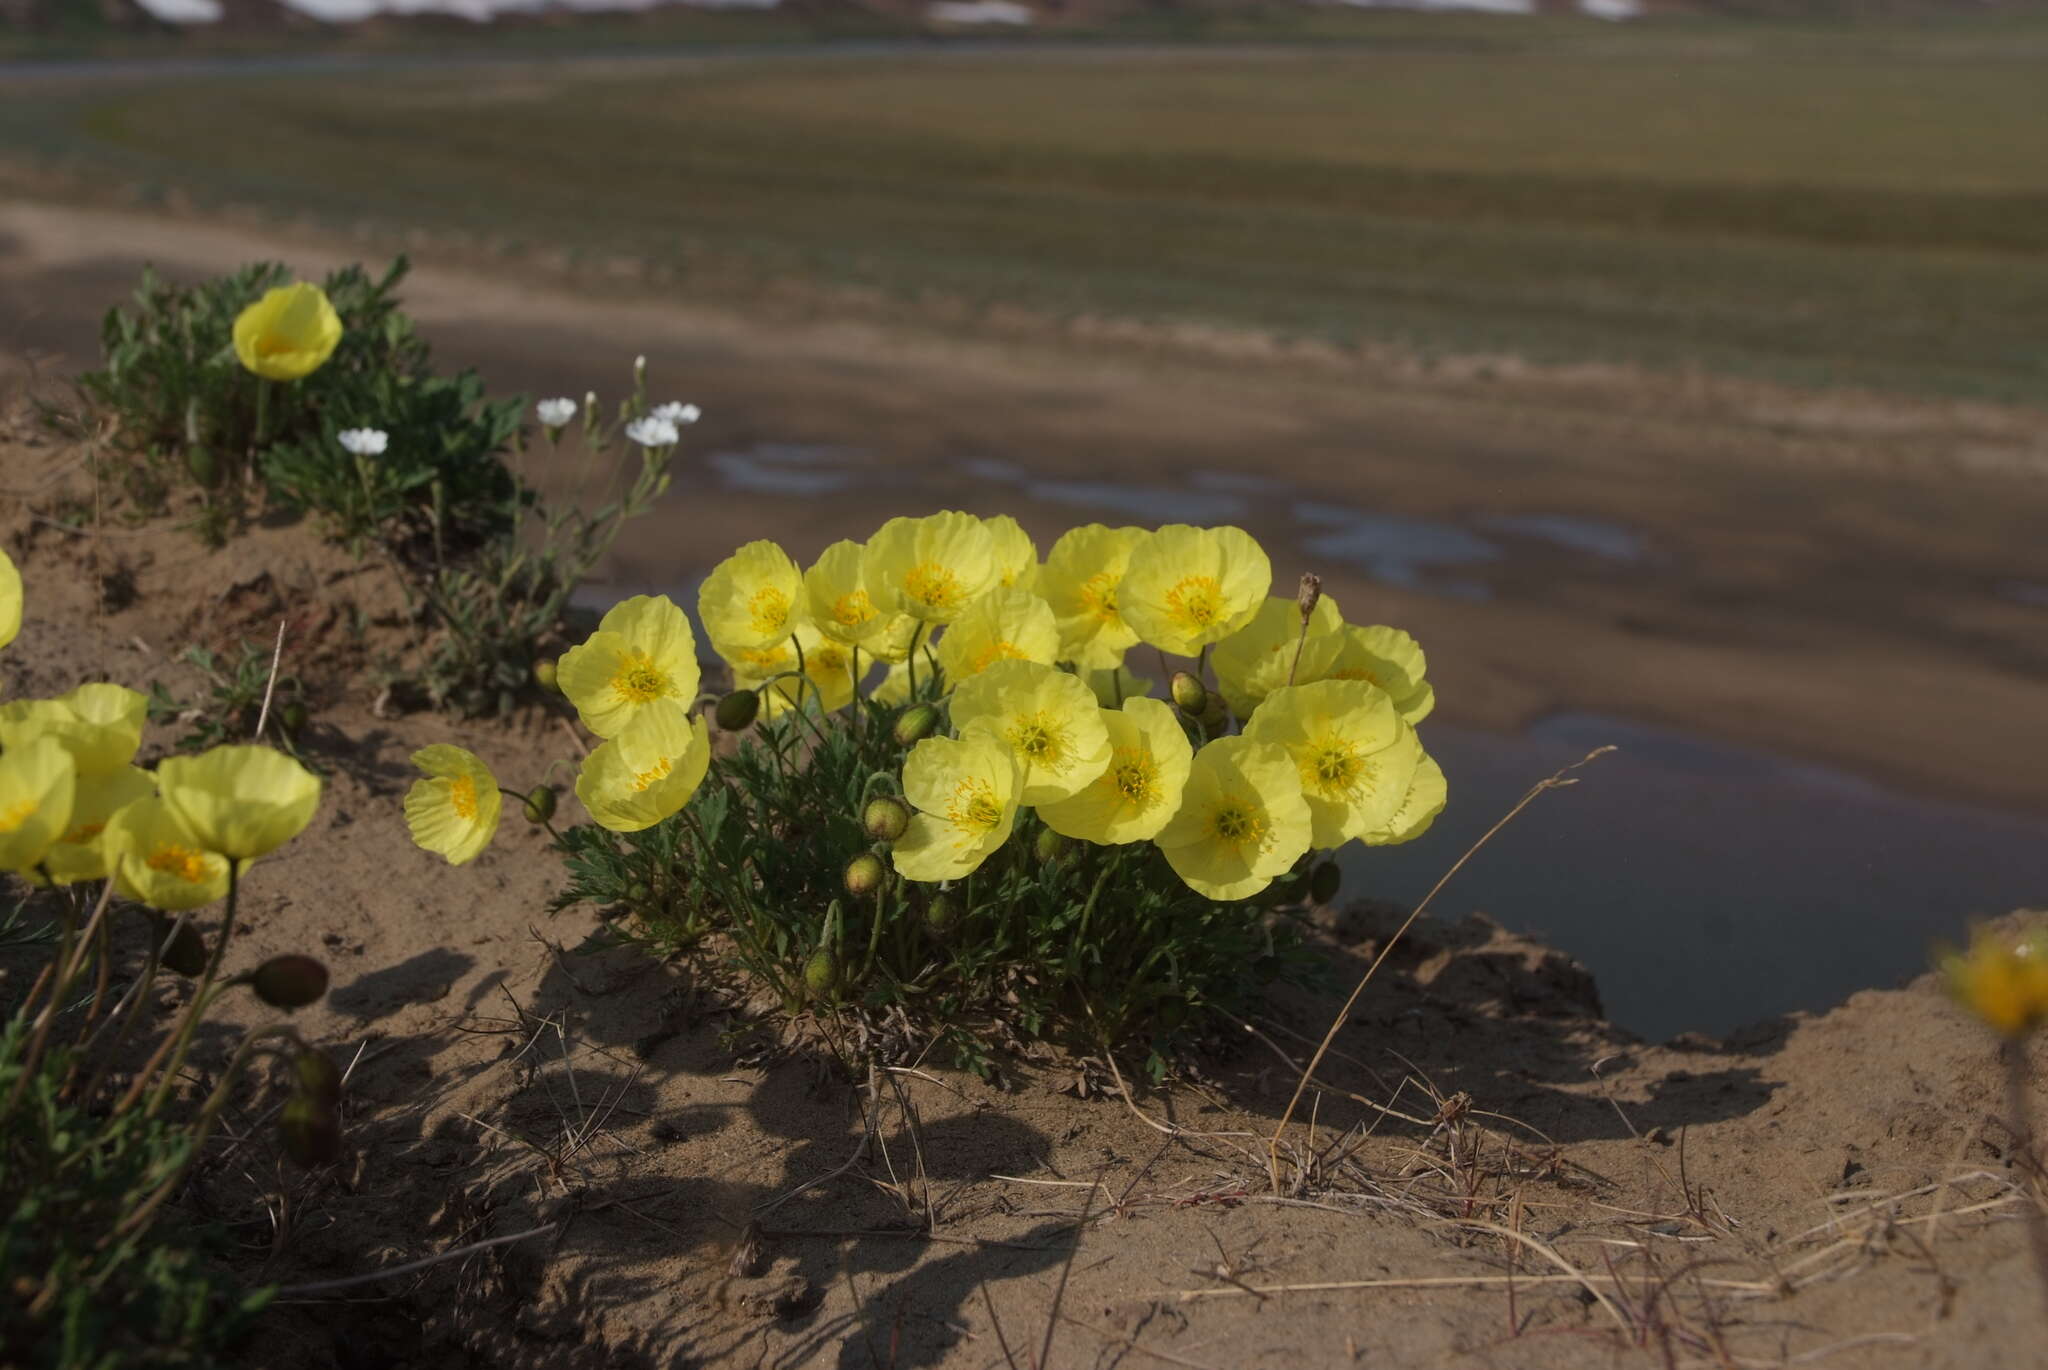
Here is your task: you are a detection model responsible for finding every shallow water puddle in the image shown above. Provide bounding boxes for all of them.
[1340,714,2048,1042]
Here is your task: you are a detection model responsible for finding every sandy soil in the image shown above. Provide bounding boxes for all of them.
[6,416,2048,1368]
[3,189,2047,817]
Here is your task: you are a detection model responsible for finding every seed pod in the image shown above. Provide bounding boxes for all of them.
[891,704,939,748]
[843,853,885,898]
[862,796,911,843]
[803,947,841,999]
[1309,860,1342,905]
[250,955,329,1010]
[523,785,559,824]
[294,1049,343,1107]
[1033,828,1068,864]
[278,701,309,737]
[1170,672,1207,717]
[279,1093,341,1168]
[533,658,560,694]
[714,689,760,731]
[153,918,208,978]
[923,894,960,941]
[626,881,653,906]
[1297,572,1324,625]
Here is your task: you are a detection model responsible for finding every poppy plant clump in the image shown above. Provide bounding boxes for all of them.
[411,513,1447,1072]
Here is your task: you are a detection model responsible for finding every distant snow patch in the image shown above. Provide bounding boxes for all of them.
[132,0,224,19]
[278,0,777,22]
[927,0,1034,23]
[1577,0,1642,18]
[1324,0,1535,12]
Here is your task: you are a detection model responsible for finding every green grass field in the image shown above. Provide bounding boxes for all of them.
[7,29,2048,401]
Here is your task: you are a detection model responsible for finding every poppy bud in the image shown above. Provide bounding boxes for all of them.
[153,918,207,978]
[279,1093,341,1168]
[803,948,841,999]
[922,894,960,941]
[1309,860,1342,905]
[533,659,560,694]
[294,1049,343,1107]
[523,785,558,824]
[1033,828,1068,864]
[891,703,939,748]
[250,955,329,1010]
[862,796,910,843]
[844,853,885,898]
[279,701,309,737]
[1198,692,1228,731]
[714,689,760,731]
[1170,672,1207,717]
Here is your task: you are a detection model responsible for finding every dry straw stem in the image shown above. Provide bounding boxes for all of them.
[251,616,287,743]
[1267,745,1617,1191]
[269,1221,562,1298]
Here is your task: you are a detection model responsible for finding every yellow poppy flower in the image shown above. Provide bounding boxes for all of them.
[1037,697,1191,845]
[1940,924,2048,1038]
[862,511,997,624]
[891,729,1022,882]
[0,546,19,651]
[105,797,230,912]
[0,683,149,776]
[43,765,155,884]
[742,624,859,718]
[1117,525,1270,657]
[803,539,888,647]
[404,745,504,866]
[0,735,77,875]
[947,660,1111,806]
[1315,625,1434,726]
[862,611,925,666]
[1038,524,1147,671]
[983,514,1039,592]
[1083,660,1155,709]
[1212,594,1346,722]
[1243,680,1419,849]
[575,702,711,833]
[556,595,702,739]
[1153,734,1312,901]
[232,282,343,382]
[699,539,806,655]
[156,744,321,862]
[933,587,1060,685]
[1361,740,1445,846]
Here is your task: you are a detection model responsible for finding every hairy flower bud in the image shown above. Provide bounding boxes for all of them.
[533,658,560,694]
[1033,828,1068,864]
[844,852,886,898]
[1297,572,1323,625]
[280,1093,342,1168]
[294,1049,343,1107]
[153,918,207,978]
[891,703,940,748]
[250,955,329,1010]
[523,785,558,824]
[1309,860,1342,905]
[922,894,960,941]
[803,947,841,999]
[862,796,911,843]
[1198,691,1228,731]
[714,689,760,731]
[1170,672,1207,717]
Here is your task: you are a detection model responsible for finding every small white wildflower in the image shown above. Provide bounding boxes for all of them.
[633,355,647,383]
[651,402,701,427]
[625,415,680,449]
[338,428,388,457]
[536,397,577,428]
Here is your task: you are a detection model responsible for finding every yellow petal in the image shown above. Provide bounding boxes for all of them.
[44,765,155,884]
[106,796,230,912]
[1037,697,1191,845]
[946,660,1110,806]
[575,704,710,833]
[700,539,806,654]
[157,744,321,861]
[232,282,343,382]
[0,735,76,874]
[0,546,20,651]
[404,745,503,865]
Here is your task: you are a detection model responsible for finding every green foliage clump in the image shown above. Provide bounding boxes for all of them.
[78,256,524,553]
[550,683,1322,1077]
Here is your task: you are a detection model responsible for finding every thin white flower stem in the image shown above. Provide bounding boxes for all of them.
[252,617,287,743]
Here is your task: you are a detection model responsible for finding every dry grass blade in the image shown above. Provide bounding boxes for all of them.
[269,1221,560,1297]
[1267,745,1616,1190]
[251,617,287,742]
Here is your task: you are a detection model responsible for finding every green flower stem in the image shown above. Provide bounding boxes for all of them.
[1065,852,1120,989]
[859,869,891,983]
[905,623,928,700]
[143,860,242,1119]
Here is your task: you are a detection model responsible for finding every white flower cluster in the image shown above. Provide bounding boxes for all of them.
[535,397,577,428]
[338,428,388,457]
